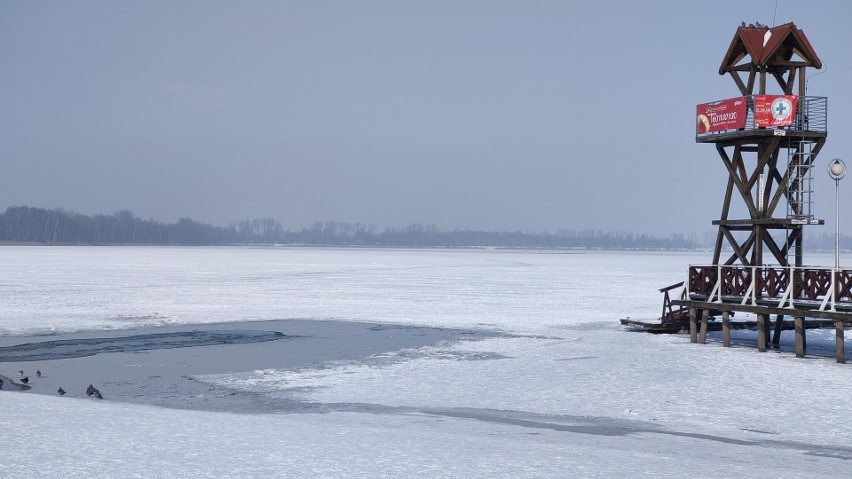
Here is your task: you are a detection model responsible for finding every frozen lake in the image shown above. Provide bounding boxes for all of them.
[1,246,851,477]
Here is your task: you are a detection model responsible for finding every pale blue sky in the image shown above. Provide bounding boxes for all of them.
[2,0,850,235]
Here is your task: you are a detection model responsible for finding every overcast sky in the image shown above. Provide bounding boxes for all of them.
[2,1,851,235]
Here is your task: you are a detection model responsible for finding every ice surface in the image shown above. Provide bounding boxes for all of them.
[1,246,850,477]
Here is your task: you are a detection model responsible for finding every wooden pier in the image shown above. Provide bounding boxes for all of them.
[624,265,852,363]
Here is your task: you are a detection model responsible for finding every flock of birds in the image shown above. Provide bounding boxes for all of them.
[2,368,104,399]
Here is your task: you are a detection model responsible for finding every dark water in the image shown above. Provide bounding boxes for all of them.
[0,319,498,412]
[0,330,286,362]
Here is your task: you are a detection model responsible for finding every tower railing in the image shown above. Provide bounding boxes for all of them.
[686,264,852,312]
[696,95,827,140]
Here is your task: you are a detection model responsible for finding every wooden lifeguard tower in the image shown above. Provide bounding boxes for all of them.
[624,23,852,363]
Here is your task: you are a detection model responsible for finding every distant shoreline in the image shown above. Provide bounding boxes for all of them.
[0,241,708,253]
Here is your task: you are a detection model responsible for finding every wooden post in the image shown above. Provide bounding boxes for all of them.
[722,311,731,347]
[699,309,709,344]
[794,317,805,358]
[757,314,767,352]
[772,314,784,347]
[836,321,846,364]
[763,314,772,349]
[689,308,698,343]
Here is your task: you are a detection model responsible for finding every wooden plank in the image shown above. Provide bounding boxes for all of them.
[699,309,709,344]
[674,299,852,323]
[836,321,846,364]
[795,316,805,358]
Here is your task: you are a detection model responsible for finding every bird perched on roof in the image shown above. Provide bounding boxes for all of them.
[58,387,66,395]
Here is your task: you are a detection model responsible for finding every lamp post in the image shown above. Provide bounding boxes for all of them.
[828,158,846,269]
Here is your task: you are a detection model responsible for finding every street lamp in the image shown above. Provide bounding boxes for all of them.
[828,158,846,268]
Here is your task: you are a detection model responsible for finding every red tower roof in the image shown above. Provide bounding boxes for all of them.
[719,22,822,74]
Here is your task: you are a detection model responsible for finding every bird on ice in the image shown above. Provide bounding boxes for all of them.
[36,370,42,378]
[57,387,66,395]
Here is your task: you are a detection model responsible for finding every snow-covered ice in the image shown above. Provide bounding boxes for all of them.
[1,246,851,477]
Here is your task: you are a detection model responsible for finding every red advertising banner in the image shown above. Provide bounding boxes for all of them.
[696,97,747,134]
[753,95,798,127]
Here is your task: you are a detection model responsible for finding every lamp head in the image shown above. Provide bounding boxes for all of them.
[829,158,846,180]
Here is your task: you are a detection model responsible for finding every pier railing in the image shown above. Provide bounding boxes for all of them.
[695,95,827,140]
[687,265,852,311]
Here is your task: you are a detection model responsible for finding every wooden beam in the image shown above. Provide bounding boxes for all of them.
[786,68,797,95]
[767,161,792,217]
[713,228,725,265]
[836,321,846,364]
[762,148,783,217]
[699,309,709,344]
[773,314,784,346]
[795,316,806,358]
[747,68,756,94]
[729,71,749,95]
[677,299,852,323]
[772,71,788,93]
[722,228,754,266]
[718,145,758,218]
[753,225,762,265]
[763,230,789,266]
[795,229,803,268]
[720,174,735,221]
[746,137,781,194]
[757,314,767,351]
[714,174,736,265]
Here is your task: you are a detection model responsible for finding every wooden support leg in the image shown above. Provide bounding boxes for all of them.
[757,314,767,352]
[763,315,772,349]
[772,314,784,347]
[794,317,805,358]
[689,308,697,343]
[699,309,709,344]
[836,321,846,364]
[722,311,731,347]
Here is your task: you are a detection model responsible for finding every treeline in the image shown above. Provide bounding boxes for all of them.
[0,206,234,245]
[0,205,701,249]
[804,231,852,253]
